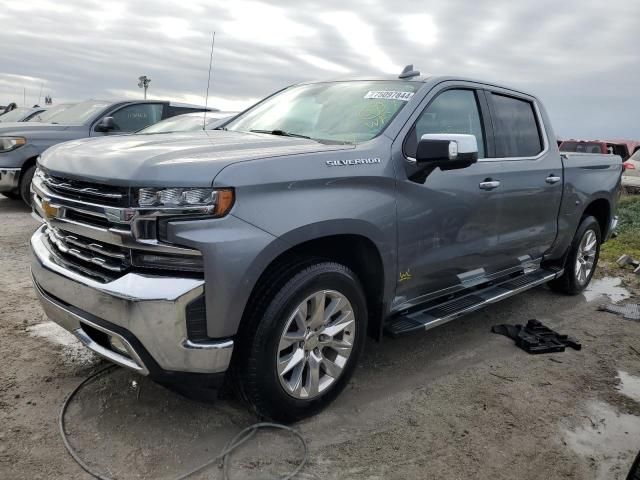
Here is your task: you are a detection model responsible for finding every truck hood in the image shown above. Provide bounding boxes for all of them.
[39,130,353,187]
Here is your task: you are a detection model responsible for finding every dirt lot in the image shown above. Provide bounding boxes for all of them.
[2,195,640,480]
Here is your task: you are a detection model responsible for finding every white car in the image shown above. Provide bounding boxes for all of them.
[622,149,640,189]
[136,111,237,134]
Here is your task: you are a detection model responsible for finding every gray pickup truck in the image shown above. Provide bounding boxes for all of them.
[0,100,209,203]
[30,68,622,421]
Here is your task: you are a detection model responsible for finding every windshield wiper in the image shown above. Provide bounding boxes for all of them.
[249,129,311,139]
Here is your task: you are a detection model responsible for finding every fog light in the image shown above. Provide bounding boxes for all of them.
[109,336,129,357]
[132,252,204,272]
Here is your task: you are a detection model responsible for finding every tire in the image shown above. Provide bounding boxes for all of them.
[548,215,601,295]
[235,260,367,422]
[1,191,20,200]
[19,165,36,206]
[628,450,640,480]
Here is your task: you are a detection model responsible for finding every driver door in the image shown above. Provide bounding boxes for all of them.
[392,87,507,311]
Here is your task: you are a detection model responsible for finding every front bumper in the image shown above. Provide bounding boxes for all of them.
[0,167,20,192]
[30,225,234,377]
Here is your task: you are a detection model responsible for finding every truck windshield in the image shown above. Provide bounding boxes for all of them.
[45,101,110,125]
[225,81,421,144]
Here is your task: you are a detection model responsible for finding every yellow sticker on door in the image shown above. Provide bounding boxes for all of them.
[399,270,412,282]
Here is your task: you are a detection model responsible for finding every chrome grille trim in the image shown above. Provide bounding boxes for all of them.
[40,171,126,200]
[31,177,202,257]
[45,226,129,273]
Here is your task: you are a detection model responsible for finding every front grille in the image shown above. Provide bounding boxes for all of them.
[40,171,130,207]
[44,226,131,274]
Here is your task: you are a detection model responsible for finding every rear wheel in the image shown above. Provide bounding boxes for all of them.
[19,165,36,205]
[548,215,601,295]
[235,261,367,422]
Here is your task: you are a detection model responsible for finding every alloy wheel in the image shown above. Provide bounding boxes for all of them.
[276,290,355,400]
[575,229,598,285]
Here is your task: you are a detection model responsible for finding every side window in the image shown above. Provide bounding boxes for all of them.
[110,104,164,132]
[490,94,542,158]
[404,89,485,159]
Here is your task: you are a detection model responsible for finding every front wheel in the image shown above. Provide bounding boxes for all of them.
[548,215,601,295]
[236,261,367,422]
[19,165,36,205]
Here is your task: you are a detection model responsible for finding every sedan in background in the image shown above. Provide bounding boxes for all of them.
[0,106,46,123]
[622,149,640,190]
[137,111,237,134]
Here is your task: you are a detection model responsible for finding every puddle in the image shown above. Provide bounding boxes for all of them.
[583,277,631,303]
[617,371,640,403]
[27,321,98,367]
[562,401,640,479]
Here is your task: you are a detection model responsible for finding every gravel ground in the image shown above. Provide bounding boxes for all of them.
[1,194,640,480]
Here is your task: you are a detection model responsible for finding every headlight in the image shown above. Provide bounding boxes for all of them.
[0,136,26,153]
[137,187,234,216]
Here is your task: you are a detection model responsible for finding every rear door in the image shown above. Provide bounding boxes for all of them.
[485,90,563,265]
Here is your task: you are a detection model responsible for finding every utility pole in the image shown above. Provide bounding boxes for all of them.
[137,75,151,99]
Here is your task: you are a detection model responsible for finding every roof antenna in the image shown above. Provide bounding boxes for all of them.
[399,64,420,79]
[203,31,216,130]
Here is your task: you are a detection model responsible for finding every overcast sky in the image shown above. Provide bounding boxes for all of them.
[0,0,638,139]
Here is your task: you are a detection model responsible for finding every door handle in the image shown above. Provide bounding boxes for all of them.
[546,175,561,184]
[479,180,501,190]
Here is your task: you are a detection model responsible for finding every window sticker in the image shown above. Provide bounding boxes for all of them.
[364,90,415,101]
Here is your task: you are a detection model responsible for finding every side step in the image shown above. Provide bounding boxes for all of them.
[384,268,562,337]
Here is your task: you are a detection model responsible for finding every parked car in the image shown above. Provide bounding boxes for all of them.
[30,69,622,421]
[0,106,46,123]
[0,100,210,202]
[136,111,237,134]
[602,139,640,160]
[622,149,640,190]
[559,140,609,154]
[26,103,75,123]
[560,139,640,160]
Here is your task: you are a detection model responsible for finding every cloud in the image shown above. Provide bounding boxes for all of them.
[0,0,638,138]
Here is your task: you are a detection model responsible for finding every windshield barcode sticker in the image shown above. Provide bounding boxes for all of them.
[364,91,415,101]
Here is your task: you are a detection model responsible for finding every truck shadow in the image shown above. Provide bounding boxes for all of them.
[59,285,590,478]
[0,196,31,213]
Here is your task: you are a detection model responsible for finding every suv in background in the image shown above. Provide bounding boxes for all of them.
[0,100,211,203]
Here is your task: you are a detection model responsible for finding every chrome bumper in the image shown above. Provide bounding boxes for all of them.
[30,225,234,375]
[0,167,20,192]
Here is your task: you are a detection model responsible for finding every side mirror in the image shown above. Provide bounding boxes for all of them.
[95,116,115,132]
[416,134,479,170]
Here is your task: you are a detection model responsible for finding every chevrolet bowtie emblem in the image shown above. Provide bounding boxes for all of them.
[41,200,60,220]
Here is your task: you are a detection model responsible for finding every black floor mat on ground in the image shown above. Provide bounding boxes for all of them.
[491,319,581,354]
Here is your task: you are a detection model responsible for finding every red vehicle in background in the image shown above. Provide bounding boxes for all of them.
[560,139,640,160]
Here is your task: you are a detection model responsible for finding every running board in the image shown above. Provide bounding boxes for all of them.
[384,268,563,337]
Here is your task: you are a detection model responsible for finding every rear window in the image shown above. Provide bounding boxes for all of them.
[491,94,543,158]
